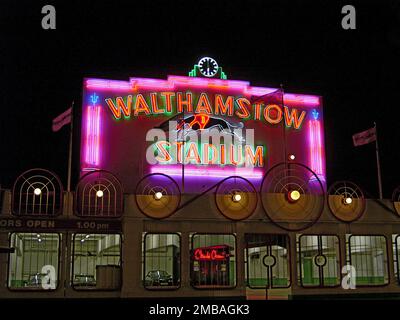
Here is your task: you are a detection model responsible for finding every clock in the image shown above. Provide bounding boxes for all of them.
[198,57,218,77]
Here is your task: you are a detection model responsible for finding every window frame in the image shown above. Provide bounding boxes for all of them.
[71,232,123,291]
[142,232,182,291]
[245,233,291,289]
[298,234,342,288]
[190,232,237,290]
[347,234,389,287]
[7,232,61,292]
[395,235,400,285]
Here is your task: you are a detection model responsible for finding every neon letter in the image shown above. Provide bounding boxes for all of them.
[134,94,151,115]
[177,92,193,113]
[245,145,264,167]
[155,141,171,163]
[230,145,243,166]
[203,143,218,164]
[160,92,175,113]
[215,95,234,116]
[235,98,251,119]
[195,93,212,114]
[284,106,306,129]
[150,93,164,114]
[185,142,201,164]
[264,104,282,124]
[105,96,132,119]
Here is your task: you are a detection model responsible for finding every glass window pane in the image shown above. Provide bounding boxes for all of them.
[348,235,388,286]
[395,235,400,283]
[191,234,236,288]
[299,235,340,287]
[72,233,121,290]
[143,233,180,289]
[245,234,290,288]
[8,233,60,290]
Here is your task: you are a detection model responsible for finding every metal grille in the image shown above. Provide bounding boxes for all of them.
[75,170,123,217]
[72,233,121,290]
[12,168,63,216]
[347,235,389,286]
[190,234,236,288]
[245,234,290,288]
[393,235,399,283]
[298,235,340,287]
[8,233,60,290]
[142,233,180,289]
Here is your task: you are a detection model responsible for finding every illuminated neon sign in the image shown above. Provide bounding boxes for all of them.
[193,247,229,261]
[81,74,326,192]
[153,141,264,167]
[104,92,307,130]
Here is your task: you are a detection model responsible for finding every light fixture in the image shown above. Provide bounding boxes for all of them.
[34,188,42,196]
[343,197,353,205]
[36,234,41,238]
[38,238,42,243]
[288,190,301,202]
[85,234,90,239]
[288,154,296,161]
[154,192,163,200]
[232,193,242,202]
[96,190,104,198]
[81,239,85,243]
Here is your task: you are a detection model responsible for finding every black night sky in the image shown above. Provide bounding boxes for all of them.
[1,0,399,198]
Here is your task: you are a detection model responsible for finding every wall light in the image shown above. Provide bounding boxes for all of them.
[154,192,163,200]
[288,190,301,202]
[96,190,104,198]
[343,197,353,205]
[232,193,242,202]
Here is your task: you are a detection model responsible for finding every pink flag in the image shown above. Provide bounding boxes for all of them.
[352,127,376,146]
[52,107,72,132]
[250,89,283,105]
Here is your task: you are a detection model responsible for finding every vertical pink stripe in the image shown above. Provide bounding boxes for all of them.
[95,106,101,165]
[85,106,92,164]
[309,119,323,176]
[84,105,101,166]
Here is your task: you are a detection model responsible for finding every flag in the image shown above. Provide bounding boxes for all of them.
[250,88,283,105]
[352,126,376,146]
[52,107,72,132]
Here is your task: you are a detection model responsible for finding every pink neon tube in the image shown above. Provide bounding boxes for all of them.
[150,166,263,179]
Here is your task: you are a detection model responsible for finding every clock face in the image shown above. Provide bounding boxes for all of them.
[198,57,218,77]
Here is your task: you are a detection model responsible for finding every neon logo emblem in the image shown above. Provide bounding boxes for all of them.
[188,113,210,129]
[312,109,319,120]
[90,93,99,105]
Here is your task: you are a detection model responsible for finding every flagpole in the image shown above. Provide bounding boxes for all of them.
[374,122,383,199]
[67,102,74,192]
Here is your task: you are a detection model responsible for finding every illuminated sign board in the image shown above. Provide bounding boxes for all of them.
[80,73,325,193]
[193,245,229,261]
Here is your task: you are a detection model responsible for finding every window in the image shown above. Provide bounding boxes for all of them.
[347,235,389,286]
[72,233,121,290]
[142,233,180,289]
[298,235,341,287]
[394,235,399,283]
[190,234,236,288]
[245,234,290,288]
[8,233,60,290]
